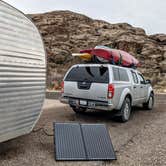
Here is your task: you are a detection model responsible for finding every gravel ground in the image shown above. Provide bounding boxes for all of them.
[0,94,166,166]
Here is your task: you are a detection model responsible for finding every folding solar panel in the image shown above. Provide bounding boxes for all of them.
[54,123,116,161]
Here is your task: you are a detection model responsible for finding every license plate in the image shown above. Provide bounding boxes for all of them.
[79,100,87,106]
[88,102,96,107]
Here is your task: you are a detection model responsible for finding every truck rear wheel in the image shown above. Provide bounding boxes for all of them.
[119,97,131,122]
[71,107,87,114]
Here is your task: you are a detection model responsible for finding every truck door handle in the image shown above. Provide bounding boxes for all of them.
[134,86,136,89]
[140,86,143,88]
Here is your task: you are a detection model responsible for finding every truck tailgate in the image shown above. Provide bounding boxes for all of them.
[64,81,108,102]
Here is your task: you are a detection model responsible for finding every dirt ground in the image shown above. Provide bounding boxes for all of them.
[0,94,166,166]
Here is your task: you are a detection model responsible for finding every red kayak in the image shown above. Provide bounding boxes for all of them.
[80,46,140,67]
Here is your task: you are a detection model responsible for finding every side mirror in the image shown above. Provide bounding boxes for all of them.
[145,79,151,84]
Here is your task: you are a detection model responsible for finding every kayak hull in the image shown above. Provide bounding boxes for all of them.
[80,46,140,67]
[72,53,92,61]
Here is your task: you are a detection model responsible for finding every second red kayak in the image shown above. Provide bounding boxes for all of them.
[80,46,140,67]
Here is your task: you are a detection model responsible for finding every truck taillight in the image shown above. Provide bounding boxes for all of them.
[61,81,64,93]
[108,84,114,99]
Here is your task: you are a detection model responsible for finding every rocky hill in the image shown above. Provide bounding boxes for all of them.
[29,11,166,92]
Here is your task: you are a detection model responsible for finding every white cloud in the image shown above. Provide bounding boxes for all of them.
[3,0,166,34]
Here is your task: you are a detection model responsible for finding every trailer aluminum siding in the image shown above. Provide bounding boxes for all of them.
[0,1,46,142]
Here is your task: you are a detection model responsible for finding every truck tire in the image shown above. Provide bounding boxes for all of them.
[71,107,87,114]
[119,97,131,122]
[143,93,154,110]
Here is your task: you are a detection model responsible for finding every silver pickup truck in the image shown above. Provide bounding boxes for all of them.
[60,64,154,122]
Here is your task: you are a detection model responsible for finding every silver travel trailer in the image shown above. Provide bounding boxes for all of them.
[0,1,46,142]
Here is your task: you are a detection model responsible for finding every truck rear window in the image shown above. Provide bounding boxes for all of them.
[65,66,109,83]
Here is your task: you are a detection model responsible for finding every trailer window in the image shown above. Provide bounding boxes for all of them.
[65,66,109,83]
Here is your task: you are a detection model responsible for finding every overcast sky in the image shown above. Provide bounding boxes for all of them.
[4,0,166,35]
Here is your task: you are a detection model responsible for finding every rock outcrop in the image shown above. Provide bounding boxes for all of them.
[29,11,166,92]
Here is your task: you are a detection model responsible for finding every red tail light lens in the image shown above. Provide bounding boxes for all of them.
[61,81,64,93]
[108,84,114,99]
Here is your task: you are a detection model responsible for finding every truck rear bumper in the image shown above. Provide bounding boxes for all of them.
[60,96,114,111]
